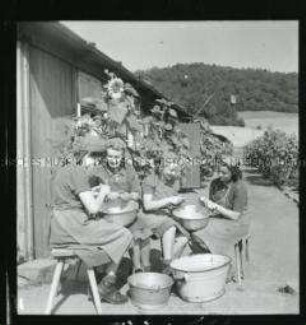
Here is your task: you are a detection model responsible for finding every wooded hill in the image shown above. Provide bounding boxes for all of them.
[137,63,298,126]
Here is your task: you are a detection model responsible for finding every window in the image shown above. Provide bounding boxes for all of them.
[77,71,104,116]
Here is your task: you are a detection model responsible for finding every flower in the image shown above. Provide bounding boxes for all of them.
[107,77,124,99]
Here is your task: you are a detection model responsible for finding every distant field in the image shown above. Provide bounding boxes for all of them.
[211,111,298,148]
[211,125,264,148]
[239,111,298,135]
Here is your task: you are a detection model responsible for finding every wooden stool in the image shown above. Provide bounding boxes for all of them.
[234,233,251,286]
[45,248,102,315]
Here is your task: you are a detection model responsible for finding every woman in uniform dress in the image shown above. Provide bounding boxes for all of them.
[139,153,191,273]
[200,160,250,280]
[50,136,133,304]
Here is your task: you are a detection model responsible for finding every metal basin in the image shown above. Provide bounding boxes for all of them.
[103,210,137,227]
[172,201,210,232]
[128,272,174,310]
[170,254,231,303]
[102,201,138,227]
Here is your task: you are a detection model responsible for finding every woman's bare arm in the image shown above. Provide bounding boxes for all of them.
[120,191,140,201]
[212,203,241,220]
[200,196,241,220]
[143,193,173,211]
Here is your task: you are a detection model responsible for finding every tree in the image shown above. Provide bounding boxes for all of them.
[136,63,298,126]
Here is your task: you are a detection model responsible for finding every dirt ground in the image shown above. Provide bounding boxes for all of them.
[17,167,299,315]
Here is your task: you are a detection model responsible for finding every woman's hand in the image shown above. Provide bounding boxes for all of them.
[199,196,208,206]
[200,196,218,211]
[91,186,101,197]
[168,196,185,206]
[106,191,121,201]
[119,192,131,201]
[99,184,110,192]
[80,184,110,215]
[206,201,218,211]
[92,184,110,196]
[120,192,139,201]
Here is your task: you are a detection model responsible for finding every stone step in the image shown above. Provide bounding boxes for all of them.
[18,258,57,286]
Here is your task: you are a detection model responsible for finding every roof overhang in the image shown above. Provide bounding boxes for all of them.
[17,21,191,121]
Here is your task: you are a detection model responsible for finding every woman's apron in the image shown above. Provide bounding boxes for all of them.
[137,177,191,240]
[200,184,249,257]
[50,207,133,267]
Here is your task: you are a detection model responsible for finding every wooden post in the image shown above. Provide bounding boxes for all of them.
[76,102,81,117]
[17,41,34,260]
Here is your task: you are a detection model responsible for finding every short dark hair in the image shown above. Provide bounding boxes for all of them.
[218,161,243,182]
[154,153,180,177]
[228,164,243,182]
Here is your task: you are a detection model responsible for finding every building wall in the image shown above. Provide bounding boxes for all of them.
[18,42,120,258]
[27,45,77,258]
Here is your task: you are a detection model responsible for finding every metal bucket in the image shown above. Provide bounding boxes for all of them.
[170,254,231,303]
[127,272,174,310]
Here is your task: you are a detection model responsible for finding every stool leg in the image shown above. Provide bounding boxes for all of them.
[45,260,64,314]
[245,237,250,262]
[235,243,242,286]
[239,240,244,279]
[87,268,102,315]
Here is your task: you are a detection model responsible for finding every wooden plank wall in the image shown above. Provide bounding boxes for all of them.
[29,45,76,258]
[179,123,201,189]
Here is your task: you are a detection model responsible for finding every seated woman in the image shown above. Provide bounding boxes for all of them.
[92,137,152,273]
[50,135,133,304]
[139,153,191,273]
[199,160,249,279]
[93,138,140,214]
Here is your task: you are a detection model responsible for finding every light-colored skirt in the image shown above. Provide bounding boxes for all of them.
[131,210,190,240]
[50,208,133,267]
[200,212,251,256]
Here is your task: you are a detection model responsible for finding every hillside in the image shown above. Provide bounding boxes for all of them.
[137,63,298,126]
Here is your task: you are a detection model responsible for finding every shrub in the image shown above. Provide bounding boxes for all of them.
[244,128,298,188]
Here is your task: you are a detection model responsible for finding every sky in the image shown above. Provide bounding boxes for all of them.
[62,21,298,73]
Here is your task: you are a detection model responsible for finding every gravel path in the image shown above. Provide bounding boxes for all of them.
[18,168,299,315]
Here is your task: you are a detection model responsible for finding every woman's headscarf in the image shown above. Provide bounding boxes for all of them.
[72,135,107,164]
[106,137,127,152]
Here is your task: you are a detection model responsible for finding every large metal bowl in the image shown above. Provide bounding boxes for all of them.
[103,210,137,227]
[172,199,210,232]
[102,201,138,227]
[128,272,173,310]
